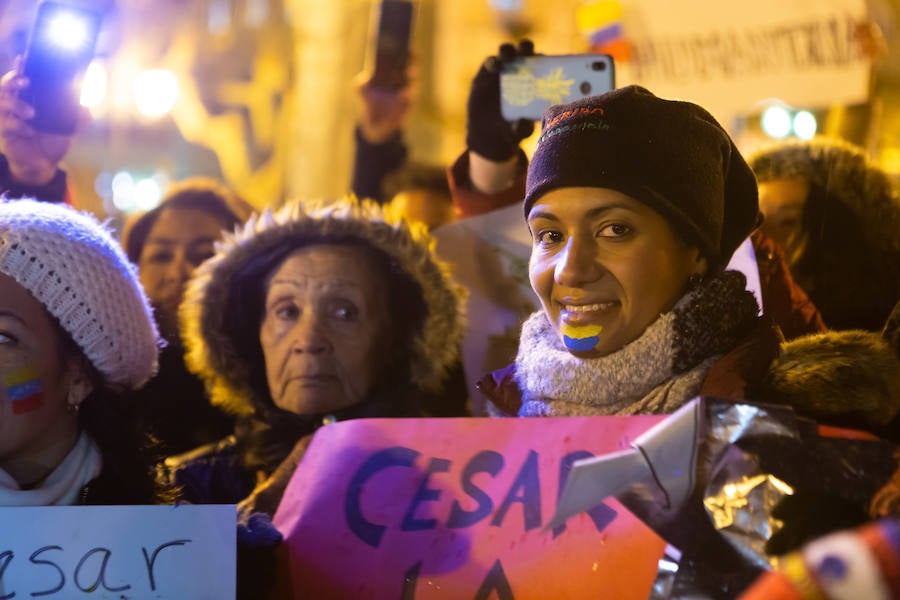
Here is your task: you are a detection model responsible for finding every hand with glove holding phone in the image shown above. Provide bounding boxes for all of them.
[465,40,536,195]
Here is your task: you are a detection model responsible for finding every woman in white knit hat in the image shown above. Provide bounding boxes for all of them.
[0,199,169,505]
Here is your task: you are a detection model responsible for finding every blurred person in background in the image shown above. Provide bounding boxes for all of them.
[351,71,412,205]
[121,177,254,456]
[750,137,900,332]
[381,162,454,231]
[162,197,466,517]
[0,199,170,505]
[351,68,455,231]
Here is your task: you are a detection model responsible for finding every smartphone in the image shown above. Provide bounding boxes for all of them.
[21,1,102,135]
[500,54,615,121]
[368,0,414,90]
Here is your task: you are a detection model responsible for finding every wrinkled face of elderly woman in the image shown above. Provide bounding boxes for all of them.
[0,273,87,483]
[528,187,707,358]
[259,245,392,416]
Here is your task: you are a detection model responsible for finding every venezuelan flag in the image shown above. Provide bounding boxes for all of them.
[4,367,44,415]
[560,323,604,353]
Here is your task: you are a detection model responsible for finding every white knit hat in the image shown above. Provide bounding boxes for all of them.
[0,200,160,389]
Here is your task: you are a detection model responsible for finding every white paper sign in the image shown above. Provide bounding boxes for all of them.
[433,204,539,414]
[615,0,870,121]
[0,504,235,599]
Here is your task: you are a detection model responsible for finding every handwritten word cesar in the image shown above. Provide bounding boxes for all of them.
[0,539,190,598]
[345,446,618,548]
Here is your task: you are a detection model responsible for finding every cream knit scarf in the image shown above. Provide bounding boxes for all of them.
[0,430,103,506]
[516,271,760,417]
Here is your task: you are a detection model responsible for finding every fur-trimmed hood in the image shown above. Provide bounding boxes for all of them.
[760,320,900,436]
[179,197,467,416]
[748,136,900,260]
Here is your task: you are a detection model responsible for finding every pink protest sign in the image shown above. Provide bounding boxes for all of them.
[273,416,668,599]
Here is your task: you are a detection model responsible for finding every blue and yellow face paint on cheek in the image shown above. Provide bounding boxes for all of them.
[560,323,604,353]
[3,366,44,415]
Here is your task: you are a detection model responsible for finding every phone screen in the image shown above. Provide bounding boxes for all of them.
[21,1,102,135]
[370,0,413,90]
[500,54,615,121]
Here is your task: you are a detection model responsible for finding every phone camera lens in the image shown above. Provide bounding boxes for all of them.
[591,61,606,71]
[580,81,592,95]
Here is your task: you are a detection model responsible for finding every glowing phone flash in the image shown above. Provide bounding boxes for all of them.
[45,12,92,51]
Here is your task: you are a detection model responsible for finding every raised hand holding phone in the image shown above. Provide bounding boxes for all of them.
[0,57,82,187]
[466,40,536,164]
[356,64,416,144]
[21,1,101,135]
[368,0,414,91]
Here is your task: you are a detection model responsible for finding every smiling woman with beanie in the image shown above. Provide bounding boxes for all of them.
[472,88,900,595]
[0,199,169,505]
[478,87,900,435]
[479,86,768,418]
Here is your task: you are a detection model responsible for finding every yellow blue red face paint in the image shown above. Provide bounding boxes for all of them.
[560,322,603,353]
[3,366,44,415]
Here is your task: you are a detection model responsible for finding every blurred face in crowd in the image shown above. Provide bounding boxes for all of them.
[137,207,228,336]
[259,245,391,416]
[757,176,810,253]
[0,273,85,485]
[527,187,707,358]
[388,190,455,231]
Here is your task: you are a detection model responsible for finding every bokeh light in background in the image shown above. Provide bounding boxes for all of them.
[80,60,107,108]
[104,169,168,213]
[133,69,179,118]
[792,110,817,140]
[111,170,134,211]
[760,104,818,140]
[134,177,162,210]
[761,105,792,139]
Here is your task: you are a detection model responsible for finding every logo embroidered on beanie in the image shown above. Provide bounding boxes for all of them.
[540,106,610,145]
[544,106,606,130]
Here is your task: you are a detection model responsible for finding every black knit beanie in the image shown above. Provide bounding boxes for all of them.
[524,85,760,269]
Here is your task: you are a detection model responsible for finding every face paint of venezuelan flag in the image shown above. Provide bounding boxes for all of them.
[560,323,604,353]
[3,366,44,415]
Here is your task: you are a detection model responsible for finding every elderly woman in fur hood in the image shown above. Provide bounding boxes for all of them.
[476,88,900,556]
[162,198,466,516]
[750,137,900,332]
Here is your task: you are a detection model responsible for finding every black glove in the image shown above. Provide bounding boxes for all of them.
[465,40,536,162]
[236,513,283,599]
